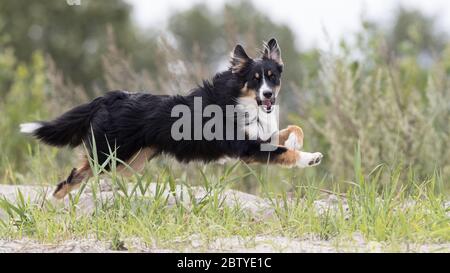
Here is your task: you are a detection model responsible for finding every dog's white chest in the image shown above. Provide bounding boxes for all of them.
[237,97,279,141]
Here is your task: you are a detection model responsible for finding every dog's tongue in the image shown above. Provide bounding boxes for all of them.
[264,100,272,110]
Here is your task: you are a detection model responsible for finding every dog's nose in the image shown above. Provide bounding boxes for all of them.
[263,91,273,99]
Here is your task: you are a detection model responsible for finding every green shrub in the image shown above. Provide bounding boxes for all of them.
[0,51,48,178]
[301,34,450,182]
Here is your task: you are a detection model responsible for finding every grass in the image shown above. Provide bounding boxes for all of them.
[0,7,448,251]
[0,143,448,252]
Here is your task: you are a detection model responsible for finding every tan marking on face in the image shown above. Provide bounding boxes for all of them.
[268,70,272,76]
[240,83,257,98]
[255,72,260,79]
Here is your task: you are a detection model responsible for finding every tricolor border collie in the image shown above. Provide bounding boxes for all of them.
[20,38,323,199]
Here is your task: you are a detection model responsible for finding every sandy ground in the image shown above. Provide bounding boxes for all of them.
[1,236,448,253]
[0,183,448,253]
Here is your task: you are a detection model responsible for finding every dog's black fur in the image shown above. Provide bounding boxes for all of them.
[22,38,321,198]
[35,88,284,165]
[31,39,284,164]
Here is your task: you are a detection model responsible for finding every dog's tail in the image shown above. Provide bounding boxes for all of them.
[20,100,100,147]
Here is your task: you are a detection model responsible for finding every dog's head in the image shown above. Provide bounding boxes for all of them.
[230,38,283,113]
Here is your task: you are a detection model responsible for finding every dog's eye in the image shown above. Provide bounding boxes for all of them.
[253,73,260,81]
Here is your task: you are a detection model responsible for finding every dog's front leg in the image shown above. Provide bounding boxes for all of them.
[240,141,322,168]
[275,125,304,150]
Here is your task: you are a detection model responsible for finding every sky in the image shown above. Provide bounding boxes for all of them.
[125,0,450,50]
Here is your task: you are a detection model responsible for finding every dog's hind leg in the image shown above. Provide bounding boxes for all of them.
[116,147,158,176]
[276,125,304,150]
[53,148,157,199]
[53,157,92,199]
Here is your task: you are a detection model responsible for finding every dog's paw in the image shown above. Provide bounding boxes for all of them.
[285,132,302,150]
[297,152,323,168]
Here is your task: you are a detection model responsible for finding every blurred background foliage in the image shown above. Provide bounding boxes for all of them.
[0,0,448,191]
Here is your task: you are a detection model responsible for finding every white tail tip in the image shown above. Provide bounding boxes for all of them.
[20,122,42,134]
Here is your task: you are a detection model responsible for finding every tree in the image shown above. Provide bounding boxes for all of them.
[388,7,447,58]
[0,0,158,91]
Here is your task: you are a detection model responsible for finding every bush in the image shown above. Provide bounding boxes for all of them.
[0,51,48,174]
[300,33,450,181]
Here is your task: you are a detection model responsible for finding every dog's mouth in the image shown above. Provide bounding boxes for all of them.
[257,98,276,113]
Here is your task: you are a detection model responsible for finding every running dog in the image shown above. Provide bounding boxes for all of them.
[20,38,323,199]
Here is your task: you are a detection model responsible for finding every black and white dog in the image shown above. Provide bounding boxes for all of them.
[20,38,322,199]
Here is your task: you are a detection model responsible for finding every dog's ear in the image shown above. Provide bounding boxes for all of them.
[230,44,252,74]
[262,38,283,65]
